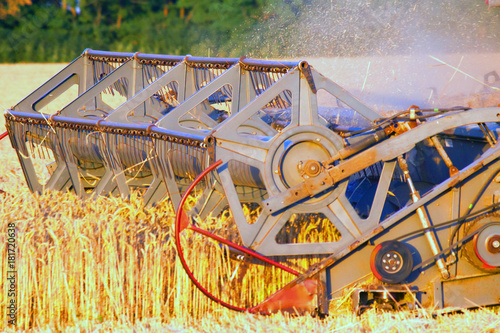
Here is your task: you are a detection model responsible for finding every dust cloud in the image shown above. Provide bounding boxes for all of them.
[247,0,500,57]
[243,0,500,112]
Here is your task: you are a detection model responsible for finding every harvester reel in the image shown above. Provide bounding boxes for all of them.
[211,87,353,255]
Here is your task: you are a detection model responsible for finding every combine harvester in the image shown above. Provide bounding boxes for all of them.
[3,49,500,315]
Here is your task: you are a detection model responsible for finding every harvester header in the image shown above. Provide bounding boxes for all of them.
[3,49,500,315]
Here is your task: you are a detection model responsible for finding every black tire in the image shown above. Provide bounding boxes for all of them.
[370,240,414,284]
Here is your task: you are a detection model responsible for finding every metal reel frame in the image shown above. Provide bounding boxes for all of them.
[207,66,381,256]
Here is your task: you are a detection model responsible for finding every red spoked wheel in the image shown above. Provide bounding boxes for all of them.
[175,160,305,313]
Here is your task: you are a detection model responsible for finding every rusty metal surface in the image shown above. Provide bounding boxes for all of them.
[441,273,500,308]
[249,279,319,315]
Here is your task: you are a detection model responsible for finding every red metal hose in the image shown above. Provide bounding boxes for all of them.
[0,131,8,141]
[174,159,300,312]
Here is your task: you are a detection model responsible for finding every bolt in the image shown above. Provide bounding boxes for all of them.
[302,160,321,177]
[316,138,320,142]
[410,108,416,119]
[487,235,500,254]
[274,170,279,174]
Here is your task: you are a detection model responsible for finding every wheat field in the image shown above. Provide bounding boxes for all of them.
[0,63,499,332]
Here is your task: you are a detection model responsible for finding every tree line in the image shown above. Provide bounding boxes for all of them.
[1,0,499,63]
[0,0,267,62]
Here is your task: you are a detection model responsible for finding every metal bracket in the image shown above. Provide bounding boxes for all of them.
[352,285,421,315]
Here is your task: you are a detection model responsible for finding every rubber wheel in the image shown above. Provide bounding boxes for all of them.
[370,240,414,284]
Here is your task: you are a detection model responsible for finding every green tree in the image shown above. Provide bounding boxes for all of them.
[0,0,32,18]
